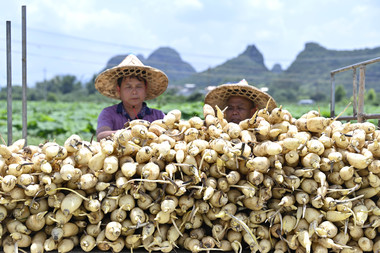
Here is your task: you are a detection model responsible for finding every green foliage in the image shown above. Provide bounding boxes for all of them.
[4,42,380,106]
[0,86,45,101]
[310,92,327,102]
[36,75,81,94]
[335,85,346,102]
[85,74,98,95]
[0,74,118,103]
[3,44,380,144]
[186,92,204,102]
[272,89,297,104]
[1,100,105,145]
[28,88,45,101]
[149,88,205,106]
[366,88,378,105]
[47,92,58,102]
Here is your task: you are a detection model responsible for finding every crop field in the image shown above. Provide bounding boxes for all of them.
[0,100,204,145]
[0,100,377,146]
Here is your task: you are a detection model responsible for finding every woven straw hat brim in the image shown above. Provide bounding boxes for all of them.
[95,64,168,100]
[204,83,277,112]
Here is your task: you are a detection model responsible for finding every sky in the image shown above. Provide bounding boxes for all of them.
[0,0,380,88]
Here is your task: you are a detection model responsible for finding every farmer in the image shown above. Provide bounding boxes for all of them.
[204,79,277,123]
[95,54,168,140]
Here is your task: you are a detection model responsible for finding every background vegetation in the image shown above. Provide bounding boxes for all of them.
[171,43,380,103]
[1,42,379,145]
[1,96,378,146]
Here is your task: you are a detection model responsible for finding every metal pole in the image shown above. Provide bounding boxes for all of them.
[22,5,27,145]
[6,21,12,145]
[358,66,366,122]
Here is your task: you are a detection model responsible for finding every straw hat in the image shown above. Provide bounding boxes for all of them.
[95,54,169,100]
[204,79,277,112]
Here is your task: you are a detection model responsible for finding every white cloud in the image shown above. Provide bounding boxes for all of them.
[24,0,131,33]
[1,0,380,87]
[245,0,283,10]
[60,9,127,33]
[172,0,203,10]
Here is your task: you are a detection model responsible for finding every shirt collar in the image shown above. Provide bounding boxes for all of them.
[117,102,152,121]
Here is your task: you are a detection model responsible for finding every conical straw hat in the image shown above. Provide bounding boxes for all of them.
[95,54,169,100]
[204,79,277,112]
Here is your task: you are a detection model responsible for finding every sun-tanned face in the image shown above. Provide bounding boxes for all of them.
[225,96,257,123]
[117,76,147,108]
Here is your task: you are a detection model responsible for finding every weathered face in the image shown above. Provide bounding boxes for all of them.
[225,96,257,123]
[117,76,147,107]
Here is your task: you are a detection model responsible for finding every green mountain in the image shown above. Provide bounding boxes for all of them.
[103,43,380,103]
[274,42,380,101]
[177,42,380,102]
[171,45,272,89]
[103,47,196,83]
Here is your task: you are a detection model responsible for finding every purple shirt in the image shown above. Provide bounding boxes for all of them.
[97,102,165,132]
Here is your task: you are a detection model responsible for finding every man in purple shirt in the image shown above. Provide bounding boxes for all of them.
[95,54,168,140]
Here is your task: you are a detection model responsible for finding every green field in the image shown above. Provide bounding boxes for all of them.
[0,100,204,145]
[1,100,378,146]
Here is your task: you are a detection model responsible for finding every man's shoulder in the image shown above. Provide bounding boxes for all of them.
[101,104,119,112]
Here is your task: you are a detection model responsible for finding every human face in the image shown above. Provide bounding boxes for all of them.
[225,96,256,123]
[117,76,147,108]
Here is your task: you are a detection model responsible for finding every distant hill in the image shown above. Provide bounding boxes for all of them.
[271,64,283,74]
[102,43,380,102]
[179,42,380,102]
[171,45,272,89]
[102,47,196,84]
[269,42,380,101]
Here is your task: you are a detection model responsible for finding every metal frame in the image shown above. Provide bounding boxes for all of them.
[6,21,12,145]
[22,5,28,144]
[330,57,380,124]
[5,6,28,146]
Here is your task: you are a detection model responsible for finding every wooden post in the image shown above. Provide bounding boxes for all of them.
[352,68,357,117]
[330,73,335,118]
[358,66,366,123]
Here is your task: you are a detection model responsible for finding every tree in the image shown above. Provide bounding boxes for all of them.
[335,85,346,103]
[47,92,58,102]
[85,74,98,95]
[28,89,44,101]
[35,80,49,97]
[310,92,327,102]
[187,92,204,102]
[366,88,377,104]
[35,75,82,95]
[56,75,81,94]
